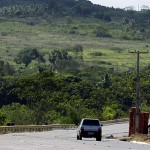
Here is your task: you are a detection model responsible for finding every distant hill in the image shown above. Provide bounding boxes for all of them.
[0,0,149,41]
[0,0,41,6]
[0,0,134,18]
[0,0,149,28]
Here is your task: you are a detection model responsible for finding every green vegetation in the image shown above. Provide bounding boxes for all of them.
[0,70,149,125]
[0,0,150,125]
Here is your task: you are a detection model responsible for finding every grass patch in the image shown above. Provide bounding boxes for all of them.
[0,16,150,70]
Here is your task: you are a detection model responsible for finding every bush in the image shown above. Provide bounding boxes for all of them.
[93,26,111,38]
[0,112,6,125]
[102,104,120,120]
[0,103,34,125]
[1,32,8,36]
[90,52,103,56]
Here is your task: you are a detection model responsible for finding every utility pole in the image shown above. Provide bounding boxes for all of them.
[129,50,148,134]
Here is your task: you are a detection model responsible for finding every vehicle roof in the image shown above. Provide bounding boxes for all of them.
[81,118,99,121]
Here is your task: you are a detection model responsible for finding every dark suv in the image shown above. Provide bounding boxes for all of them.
[77,118,102,141]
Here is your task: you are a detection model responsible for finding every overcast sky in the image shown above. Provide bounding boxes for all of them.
[90,0,150,10]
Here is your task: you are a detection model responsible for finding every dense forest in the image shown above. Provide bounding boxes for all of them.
[0,0,150,125]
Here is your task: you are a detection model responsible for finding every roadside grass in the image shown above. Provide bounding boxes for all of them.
[130,135,150,144]
[0,17,150,70]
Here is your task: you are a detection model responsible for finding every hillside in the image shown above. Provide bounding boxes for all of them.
[0,0,150,38]
[0,0,150,27]
[0,16,149,69]
[0,0,150,125]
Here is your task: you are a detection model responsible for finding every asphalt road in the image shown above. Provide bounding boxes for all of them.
[0,122,150,150]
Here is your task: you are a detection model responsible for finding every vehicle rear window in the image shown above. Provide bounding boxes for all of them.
[82,120,100,126]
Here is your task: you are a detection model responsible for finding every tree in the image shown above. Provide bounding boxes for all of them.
[122,18,129,24]
[102,74,111,88]
[141,5,149,12]
[0,103,34,125]
[49,49,71,70]
[72,44,83,60]
[103,15,111,22]
[0,112,6,125]
[14,48,46,67]
[36,63,50,73]
[125,19,137,32]
[94,13,104,20]
[124,6,135,11]
[0,60,15,76]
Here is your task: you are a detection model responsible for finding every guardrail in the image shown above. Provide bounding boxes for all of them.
[0,124,77,134]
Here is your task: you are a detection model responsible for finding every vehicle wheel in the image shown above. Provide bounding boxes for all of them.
[96,136,102,141]
[79,134,82,140]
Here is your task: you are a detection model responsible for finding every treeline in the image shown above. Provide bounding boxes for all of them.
[0,45,84,76]
[0,0,150,28]
[0,0,119,19]
[0,69,150,125]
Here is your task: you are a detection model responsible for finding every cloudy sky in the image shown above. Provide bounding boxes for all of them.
[90,0,150,10]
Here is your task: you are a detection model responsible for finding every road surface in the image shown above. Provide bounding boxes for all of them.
[0,122,150,150]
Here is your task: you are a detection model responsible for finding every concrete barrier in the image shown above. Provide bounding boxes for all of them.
[0,124,77,134]
[0,119,129,134]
